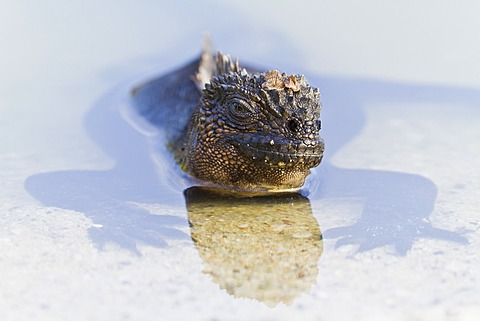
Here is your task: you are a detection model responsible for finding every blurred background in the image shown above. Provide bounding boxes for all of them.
[1,0,479,89]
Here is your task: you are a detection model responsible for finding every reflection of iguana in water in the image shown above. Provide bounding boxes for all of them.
[185,187,322,306]
[132,40,324,192]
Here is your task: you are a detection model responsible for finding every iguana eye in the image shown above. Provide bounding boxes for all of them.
[232,102,248,114]
[226,99,256,126]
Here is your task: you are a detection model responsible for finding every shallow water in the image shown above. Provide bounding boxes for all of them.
[24,69,477,308]
[25,69,476,253]
[3,1,480,320]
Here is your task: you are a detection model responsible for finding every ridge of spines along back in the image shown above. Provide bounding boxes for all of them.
[193,36,247,91]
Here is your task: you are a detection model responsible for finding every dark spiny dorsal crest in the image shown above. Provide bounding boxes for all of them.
[194,37,245,91]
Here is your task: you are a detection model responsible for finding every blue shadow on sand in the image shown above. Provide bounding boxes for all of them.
[311,77,475,254]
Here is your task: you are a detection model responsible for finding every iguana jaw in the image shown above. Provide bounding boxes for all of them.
[182,133,323,193]
[229,134,324,170]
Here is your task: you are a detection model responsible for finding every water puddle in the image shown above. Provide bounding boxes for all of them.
[24,62,476,306]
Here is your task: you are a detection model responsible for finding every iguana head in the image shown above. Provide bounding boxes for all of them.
[183,69,324,192]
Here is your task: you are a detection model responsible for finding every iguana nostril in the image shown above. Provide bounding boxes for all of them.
[287,119,301,133]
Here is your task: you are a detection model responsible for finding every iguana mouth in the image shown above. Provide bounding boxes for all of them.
[230,135,324,169]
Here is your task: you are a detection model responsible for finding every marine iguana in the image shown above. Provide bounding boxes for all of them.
[132,41,324,193]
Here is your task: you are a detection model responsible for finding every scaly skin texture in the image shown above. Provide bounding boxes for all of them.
[133,47,324,193]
